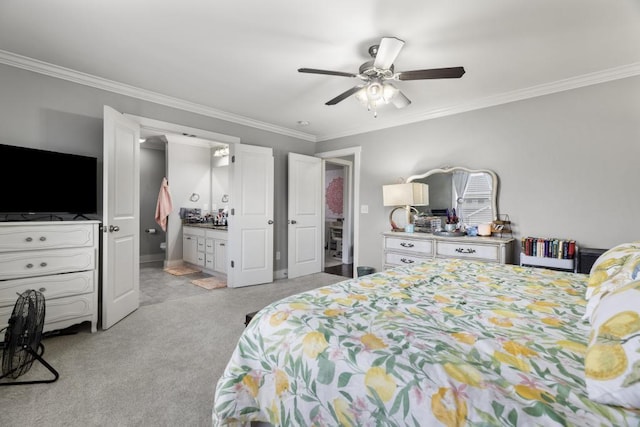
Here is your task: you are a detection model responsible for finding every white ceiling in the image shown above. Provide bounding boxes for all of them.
[1,0,639,143]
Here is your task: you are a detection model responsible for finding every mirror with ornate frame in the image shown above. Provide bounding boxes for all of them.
[406,166,498,227]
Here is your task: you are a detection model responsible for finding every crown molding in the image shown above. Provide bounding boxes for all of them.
[2,49,638,144]
[316,61,640,142]
[0,50,317,143]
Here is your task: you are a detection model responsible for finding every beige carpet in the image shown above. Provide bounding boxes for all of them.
[0,272,346,426]
[163,265,201,276]
[191,276,227,290]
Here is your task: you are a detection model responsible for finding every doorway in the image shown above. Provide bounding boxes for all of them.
[133,120,237,306]
[316,146,361,279]
[323,160,351,278]
[139,133,168,265]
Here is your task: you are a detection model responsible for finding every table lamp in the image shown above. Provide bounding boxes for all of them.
[382,183,429,231]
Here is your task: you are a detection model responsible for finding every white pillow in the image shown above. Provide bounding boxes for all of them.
[586,242,640,300]
[585,280,640,408]
[582,243,640,324]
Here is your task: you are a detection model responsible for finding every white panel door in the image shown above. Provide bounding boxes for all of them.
[102,106,140,329]
[288,153,322,278]
[228,144,274,287]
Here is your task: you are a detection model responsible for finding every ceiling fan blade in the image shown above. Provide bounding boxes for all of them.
[390,87,411,109]
[298,68,357,78]
[397,66,465,80]
[326,86,364,105]
[373,37,405,70]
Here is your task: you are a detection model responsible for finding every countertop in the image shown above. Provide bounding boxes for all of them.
[183,223,228,231]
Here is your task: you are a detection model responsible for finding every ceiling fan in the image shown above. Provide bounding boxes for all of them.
[298,37,465,115]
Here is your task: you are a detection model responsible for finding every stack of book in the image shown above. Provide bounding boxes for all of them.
[521,237,576,259]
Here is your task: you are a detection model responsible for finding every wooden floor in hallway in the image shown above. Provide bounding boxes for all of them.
[324,263,353,278]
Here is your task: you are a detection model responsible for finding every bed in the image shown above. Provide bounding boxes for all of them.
[213,243,640,426]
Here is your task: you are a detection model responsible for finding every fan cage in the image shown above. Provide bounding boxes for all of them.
[2,290,46,379]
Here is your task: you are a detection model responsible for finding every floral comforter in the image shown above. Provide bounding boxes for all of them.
[213,259,640,426]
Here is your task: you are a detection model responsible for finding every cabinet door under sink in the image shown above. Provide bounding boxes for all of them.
[183,234,198,265]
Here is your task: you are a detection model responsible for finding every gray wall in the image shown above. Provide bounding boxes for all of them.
[318,76,640,272]
[2,62,638,275]
[0,63,316,273]
[140,146,167,261]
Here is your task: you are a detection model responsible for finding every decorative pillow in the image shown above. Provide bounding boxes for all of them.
[583,243,640,323]
[585,280,640,408]
[586,242,640,301]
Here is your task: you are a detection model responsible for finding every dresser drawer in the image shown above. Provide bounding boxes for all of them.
[0,271,95,307]
[0,247,95,280]
[436,241,499,262]
[0,293,95,332]
[385,251,431,267]
[0,223,95,253]
[385,237,433,255]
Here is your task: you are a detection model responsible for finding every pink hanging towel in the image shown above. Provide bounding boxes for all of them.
[155,177,173,231]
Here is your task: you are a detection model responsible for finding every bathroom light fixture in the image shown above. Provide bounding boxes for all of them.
[382,183,429,231]
[213,146,229,157]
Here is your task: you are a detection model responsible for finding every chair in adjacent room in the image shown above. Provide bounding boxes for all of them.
[329,223,343,258]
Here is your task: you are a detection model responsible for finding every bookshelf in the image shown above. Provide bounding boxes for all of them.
[520,252,578,272]
[520,237,578,273]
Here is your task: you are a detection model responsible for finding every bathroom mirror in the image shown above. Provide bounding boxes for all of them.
[406,166,498,226]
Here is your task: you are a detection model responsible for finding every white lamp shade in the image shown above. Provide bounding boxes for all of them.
[382,183,429,206]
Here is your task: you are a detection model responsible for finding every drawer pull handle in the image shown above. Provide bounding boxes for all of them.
[40,262,48,267]
[220,243,225,247]
[39,287,46,292]
[400,258,415,264]
[455,248,476,254]
[40,236,46,241]
[400,242,414,248]
[26,263,34,269]
[26,237,33,242]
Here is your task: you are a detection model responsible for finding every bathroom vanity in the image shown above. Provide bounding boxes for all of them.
[182,225,228,274]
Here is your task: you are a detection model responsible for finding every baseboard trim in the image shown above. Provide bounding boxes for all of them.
[274,269,288,280]
[140,254,165,264]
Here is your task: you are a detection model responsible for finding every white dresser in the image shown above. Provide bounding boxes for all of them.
[383,231,515,269]
[0,221,100,333]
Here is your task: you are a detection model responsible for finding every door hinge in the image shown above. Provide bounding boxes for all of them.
[231,155,235,163]
[230,208,235,216]
[230,260,234,268]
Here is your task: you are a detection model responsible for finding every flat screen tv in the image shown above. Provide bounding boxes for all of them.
[0,144,98,216]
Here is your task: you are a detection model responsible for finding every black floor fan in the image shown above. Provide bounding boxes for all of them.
[0,289,59,386]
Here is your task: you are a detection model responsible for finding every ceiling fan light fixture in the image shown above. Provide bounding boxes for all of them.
[355,80,400,117]
[299,36,464,116]
[366,79,383,102]
[355,87,368,103]
[382,83,398,102]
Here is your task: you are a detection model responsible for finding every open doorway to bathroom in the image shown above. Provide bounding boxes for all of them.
[140,133,168,265]
[138,129,231,306]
